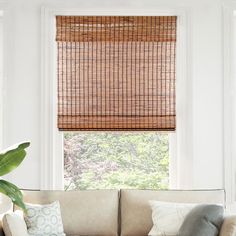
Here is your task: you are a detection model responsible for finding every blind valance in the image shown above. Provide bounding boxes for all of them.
[56,16,177,131]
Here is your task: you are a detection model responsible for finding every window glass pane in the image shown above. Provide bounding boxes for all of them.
[64,132,169,190]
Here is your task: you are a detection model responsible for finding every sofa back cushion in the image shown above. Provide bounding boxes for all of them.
[21,190,119,236]
[120,189,225,236]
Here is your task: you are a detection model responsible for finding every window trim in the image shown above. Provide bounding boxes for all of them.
[40,6,192,190]
[223,2,236,211]
[0,2,6,151]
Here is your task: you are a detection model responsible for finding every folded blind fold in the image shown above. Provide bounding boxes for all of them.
[56,16,177,131]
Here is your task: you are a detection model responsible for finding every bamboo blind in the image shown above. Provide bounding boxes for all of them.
[56,16,177,131]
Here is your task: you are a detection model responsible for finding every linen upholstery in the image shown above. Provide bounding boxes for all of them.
[2,211,28,236]
[120,189,225,236]
[220,215,236,236]
[21,190,119,236]
[0,194,13,236]
[0,189,227,236]
[0,224,3,236]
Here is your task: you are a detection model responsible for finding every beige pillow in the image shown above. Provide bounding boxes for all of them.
[148,201,196,236]
[2,210,28,236]
[220,215,236,236]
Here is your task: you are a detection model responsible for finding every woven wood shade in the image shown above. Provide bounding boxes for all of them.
[56,16,177,131]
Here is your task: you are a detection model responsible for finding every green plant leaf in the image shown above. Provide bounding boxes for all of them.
[0,179,25,210]
[18,142,30,149]
[0,142,30,176]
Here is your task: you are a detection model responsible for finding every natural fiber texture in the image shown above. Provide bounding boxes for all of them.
[56,16,177,130]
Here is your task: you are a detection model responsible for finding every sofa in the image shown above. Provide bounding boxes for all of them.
[0,189,234,236]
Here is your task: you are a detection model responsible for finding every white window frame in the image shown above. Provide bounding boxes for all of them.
[223,1,236,211]
[0,1,6,151]
[40,6,192,190]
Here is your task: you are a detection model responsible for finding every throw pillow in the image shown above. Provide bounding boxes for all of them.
[2,210,28,236]
[178,204,224,236]
[148,201,196,236]
[24,201,65,236]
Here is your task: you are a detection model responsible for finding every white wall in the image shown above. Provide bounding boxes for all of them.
[191,2,224,189]
[0,12,3,150]
[1,0,225,189]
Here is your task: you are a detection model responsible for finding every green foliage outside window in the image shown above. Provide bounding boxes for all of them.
[64,133,169,190]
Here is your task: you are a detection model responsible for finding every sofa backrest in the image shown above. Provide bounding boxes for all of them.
[21,189,119,236]
[120,189,225,236]
[4,189,225,236]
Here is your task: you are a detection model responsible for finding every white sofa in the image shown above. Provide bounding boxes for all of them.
[1,189,233,236]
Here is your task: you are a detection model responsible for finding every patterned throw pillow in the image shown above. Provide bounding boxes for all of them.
[148,201,196,236]
[24,201,65,236]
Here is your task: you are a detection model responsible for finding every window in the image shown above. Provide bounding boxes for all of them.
[64,132,170,190]
[53,14,178,190]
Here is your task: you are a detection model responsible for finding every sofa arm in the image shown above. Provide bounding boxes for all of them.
[0,221,4,236]
[220,215,236,236]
